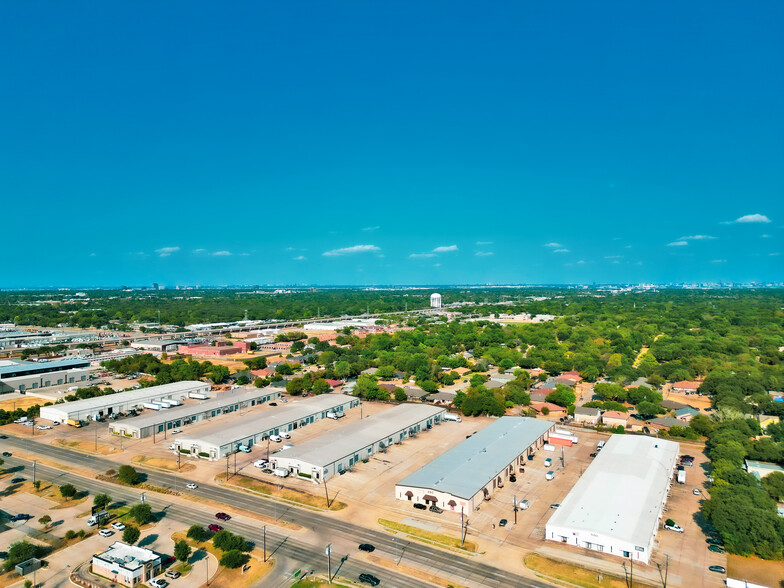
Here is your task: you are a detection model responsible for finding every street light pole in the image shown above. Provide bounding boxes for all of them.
[263,526,267,562]
[326,543,332,584]
[33,460,36,485]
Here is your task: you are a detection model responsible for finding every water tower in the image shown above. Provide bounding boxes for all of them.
[430,293,442,308]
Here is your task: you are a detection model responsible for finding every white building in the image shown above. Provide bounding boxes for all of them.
[175,394,359,460]
[545,435,679,564]
[39,380,210,423]
[92,542,161,587]
[396,417,553,512]
[0,358,90,394]
[272,405,445,482]
[430,293,442,308]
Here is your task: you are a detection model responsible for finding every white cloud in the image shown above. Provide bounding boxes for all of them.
[212,251,232,256]
[576,260,586,265]
[293,255,306,261]
[761,234,772,238]
[193,249,206,254]
[323,244,380,257]
[476,241,493,246]
[156,246,180,257]
[475,251,494,257]
[362,226,380,232]
[604,255,623,259]
[545,242,564,248]
[239,253,250,256]
[409,253,436,258]
[553,248,570,253]
[678,235,717,240]
[769,252,781,257]
[89,252,97,257]
[433,263,441,267]
[724,213,772,224]
[711,259,727,263]
[432,245,458,253]
[667,241,689,247]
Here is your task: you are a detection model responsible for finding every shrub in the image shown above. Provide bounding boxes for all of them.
[220,549,249,569]
[122,525,141,545]
[118,465,141,485]
[59,483,77,501]
[174,539,191,562]
[128,503,153,525]
[198,452,210,458]
[64,530,76,540]
[187,525,209,542]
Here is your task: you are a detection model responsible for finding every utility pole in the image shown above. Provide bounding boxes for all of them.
[205,548,209,586]
[33,460,36,485]
[513,495,518,524]
[263,526,267,562]
[95,425,98,452]
[323,477,330,508]
[226,454,230,481]
[326,543,332,584]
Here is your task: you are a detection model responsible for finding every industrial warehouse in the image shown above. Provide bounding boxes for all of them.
[108,387,281,439]
[39,380,211,423]
[0,358,90,394]
[271,404,446,482]
[395,417,554,511]
[174,394,359,460]
[545,435,679,564]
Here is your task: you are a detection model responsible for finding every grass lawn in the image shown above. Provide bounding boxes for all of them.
[377,519,478,553]
[217,472,347,511]
[524,553,652,588]
[52,437,119,455]
[132,455,195,473]
[291,578,350,588]
[17,480,89,509]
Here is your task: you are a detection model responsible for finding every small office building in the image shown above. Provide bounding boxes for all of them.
[545,435,679,564]
[0,358,90,394]
[39,380,210,423]
[396,417,554,512]
[109,387,280,439]
[175,394,359,460]
[92,542,162,587]
[130,339,184,353]
[272,405,445,482]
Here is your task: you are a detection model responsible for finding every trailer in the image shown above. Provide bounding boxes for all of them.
[548,432,579,446]
[189,393,209,400]
[167,399,182,406]
[142,402,162,411]
[158,400,173,408]
[677,468,686,484]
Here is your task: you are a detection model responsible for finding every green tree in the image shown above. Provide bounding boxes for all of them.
[220,549,250,569]
[174,539,192,562]
[122,525,141,545]
[128,503,153,525]
[93,493,112,509]
[38,515,52,528]
[394,388,407,402]
[59,483,77,501]
[761,471,784,502]
[3,541,38,573]
[312,378,330,395]
[285,378,305,395]
[209,365,230,384]
[636,401,665,419]
[545,386,576,407]
[187,524,209,542]
[118,465,141,485]
[335,361,351,380]
[32,480,41,491]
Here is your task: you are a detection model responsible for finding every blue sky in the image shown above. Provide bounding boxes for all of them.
[1,1,782,287]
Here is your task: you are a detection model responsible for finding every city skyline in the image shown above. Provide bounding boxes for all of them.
[2,1,782,288]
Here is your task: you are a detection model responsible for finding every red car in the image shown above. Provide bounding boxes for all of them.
[215,512,231,521]
[208,524,223,532]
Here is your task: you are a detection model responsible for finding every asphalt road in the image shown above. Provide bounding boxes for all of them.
[1,436,553,588]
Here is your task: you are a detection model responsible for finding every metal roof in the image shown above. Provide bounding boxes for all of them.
[177,394,355,448]
[0,358,90,377]
[397,417,554,500]
[275,405,445,468]
[118,387,278,432]
[44,381,207,414]
[546,435,679,549]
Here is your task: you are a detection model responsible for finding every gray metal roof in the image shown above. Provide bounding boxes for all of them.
[397,417,553,500]
[177,394,354,448]
[0,358,90,377]
[45,381,207,414]
[118,387,278,432]
[275,405,445,468]
[547,435,678,549]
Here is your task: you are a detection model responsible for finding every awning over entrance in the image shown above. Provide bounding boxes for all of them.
[405,490,413,497]
[447,499,457,506]
[423,494,437,502]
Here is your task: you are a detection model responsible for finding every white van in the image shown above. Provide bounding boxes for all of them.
[443,413,462,422]
[280,431,291,439]
[518,499,530,510]
[597,440,606,450]
[269,435,282,443]
[326,411,344,420]
[273,468,289,478]
[545,471,555,481]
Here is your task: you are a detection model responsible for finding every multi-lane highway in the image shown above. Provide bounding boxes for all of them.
[0,436,552,587]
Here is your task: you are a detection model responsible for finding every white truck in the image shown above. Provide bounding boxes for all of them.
[326,411,344,420]
[273,468,289,478]
[142,402,162,410]
[443,413,462,422]
[87,510,110,526]
[189,392,209,400]
[677,468,686,484]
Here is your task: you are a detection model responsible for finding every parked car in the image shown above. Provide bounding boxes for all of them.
[509,474,516,483]
[429,505,443,513]
[36,425,51,430]
[9,514,31,522]
[280,432,291,439]
[215,512,231,520]
[706,537,723,546]
[664,524,684,533]
[544,458,552,467]
[165,570,181,579]
[358,543,375,552]
[359,573,380,586]
[269,402,278,407]
[589,452,598,458]
[171,429,182,434]
[2,452,11,457]
[208,524,223,532]
[99,529,114,537]
[518,499,530,510]
[149,579,168,588]
[549,504,560,509]
[708,566,726,574]
[186,483,197,489]
[499,519,508,527]
[413,503,427,510]
[261,468,273,474]
[111,522,126,531]
[254,459,269,468]
[10,477,25,483]
[692,488,701,495]
[708,545,725,554]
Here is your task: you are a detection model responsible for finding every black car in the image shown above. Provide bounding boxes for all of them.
[509,474,517,483]
[413,503,427,510]
[706,537,723,546]
[1,452,11,457]
[269,402,278,406]
[358,543,375,552]
[429,505,443,513]
[499,519,508,527]
[10,477,25,483]
[359,573,380,586]
[0,434,7,439]
[708,565,726,574]
[590,452,598,458]
[9,514,31,522]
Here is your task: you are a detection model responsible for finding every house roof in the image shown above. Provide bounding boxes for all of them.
[649,416,685,428]
[672,380,701,390]
[531,401,564,412]
[574,406,601,417]
[675,407,699,417]
[602,410,629,420]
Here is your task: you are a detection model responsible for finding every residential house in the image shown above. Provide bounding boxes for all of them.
[573,406,601,425]
[675,407,700,422]
[601,410,630,428]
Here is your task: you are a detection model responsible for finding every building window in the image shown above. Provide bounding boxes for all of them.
[621,550,630,558]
